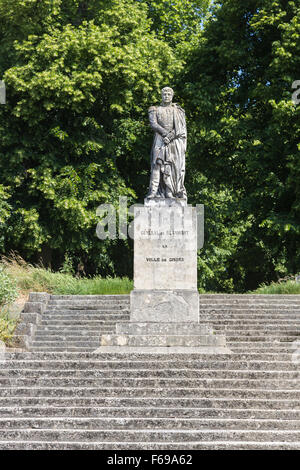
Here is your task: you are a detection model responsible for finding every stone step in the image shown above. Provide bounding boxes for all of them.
[200,314,300,319]
[34,326,115,332]
[39,320,128,326]
[2,368,299,379]
[31,341,100,349]
[47,303,129,308]
[0,417,299,430]
[32,334,296,344]
[0,396,299,409]
[1,406,300,420]
[30,347,97,352]
[200,308,300,312]
[1,350,296,358]
[224,328,300,342]
[199,299,300,304]
[116,323,213,335]
[41,314,130,320]
[43,311,130,317]
[100,334,225,348]
[0,429,299,443]
[0,441,299,450]
[2,352,299,363]
[33,335,104,342]
[3,360,299,371]
[212,328,300,334]
[230,347,296,354]
[200,307,300,312]
[0,377,299,389]
[0,387,299,399]
[46,306,129,312]
[50,295,129,300]
[199,295,300,299]
[226,336,299,342]
[201,316,300,329]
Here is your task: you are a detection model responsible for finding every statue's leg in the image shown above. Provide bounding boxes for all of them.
[147,163,161,198]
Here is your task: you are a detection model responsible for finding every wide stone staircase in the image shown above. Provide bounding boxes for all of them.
[0,294,300,449]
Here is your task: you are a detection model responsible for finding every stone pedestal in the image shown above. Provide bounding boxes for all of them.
[131,202,199,322]
[96,201,231,354]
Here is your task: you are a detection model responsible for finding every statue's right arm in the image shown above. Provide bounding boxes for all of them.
[148,107,168,137]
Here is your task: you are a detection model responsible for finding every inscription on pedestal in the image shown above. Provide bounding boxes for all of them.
[133,205,197,291]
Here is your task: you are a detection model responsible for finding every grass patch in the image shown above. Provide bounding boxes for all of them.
[0,255,133,345]
[0,308,17,345]
[251,280,300,295]
[0,265,19,345]
[1,255,133,296]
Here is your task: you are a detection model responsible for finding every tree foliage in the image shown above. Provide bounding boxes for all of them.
[0,0,182,275]
[183,0,300,290]
[0,0,299,291]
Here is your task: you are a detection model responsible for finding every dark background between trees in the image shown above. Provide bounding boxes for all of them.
[0,0,299,292]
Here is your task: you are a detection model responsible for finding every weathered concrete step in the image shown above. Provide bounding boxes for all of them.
[42,313,130,323]
[0,441,299,450]
[2,356,299,369]
[43,313,130,318]
[31,341,100,348]
[3,351,298,361]
[1,406,300,420]
[230,347,296,353]
[200,300,300,305]
[0,417,299,430]
[40,320,128,326]
[33,335,103,342]
[0,377,299,389]
[7,357,300,368]
[0,387,299,399]
[0,396,299,409]
[199,305,300,316]
[212,325,300,331]
[29,347,97,352]
[47,302,130,312]
[199,295,300,299]
[228,340,296,346]
[46,307,129,312]
[2,368,299,380]
[100,334,225,348]
[48,299,129,304]
[116,323,213,335]
[202,319,300,325]
[32,335,296,346]
[0,429,300,442]
[34,326,115,332]
[50,295,129,300]
[200,314,300,320]
[226,335,300,342]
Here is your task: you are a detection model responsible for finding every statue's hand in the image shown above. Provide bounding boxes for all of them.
[163,137,170,145]
[166,130,175,142]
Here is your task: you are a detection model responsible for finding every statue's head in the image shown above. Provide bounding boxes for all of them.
[161,87,174,104]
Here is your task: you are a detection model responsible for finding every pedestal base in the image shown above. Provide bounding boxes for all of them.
[130,289,199,323]
[96,203,231,354]
[96,320,231,353]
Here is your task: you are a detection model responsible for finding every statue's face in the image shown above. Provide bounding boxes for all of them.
[162,89,173,104]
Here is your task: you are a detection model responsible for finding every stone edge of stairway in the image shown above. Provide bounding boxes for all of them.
[93,346,232,354]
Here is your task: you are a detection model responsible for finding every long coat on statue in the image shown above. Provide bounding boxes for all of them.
[148,103,187,200]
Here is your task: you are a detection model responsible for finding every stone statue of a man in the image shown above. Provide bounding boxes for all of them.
[146,87,187,201]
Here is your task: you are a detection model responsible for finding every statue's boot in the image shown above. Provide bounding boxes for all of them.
[165,188,174,198]
[147,165,160,198]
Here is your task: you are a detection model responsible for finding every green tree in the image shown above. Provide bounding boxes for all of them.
[138,0,212,46]
[183,0,300,291]
[0,0,182,274]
